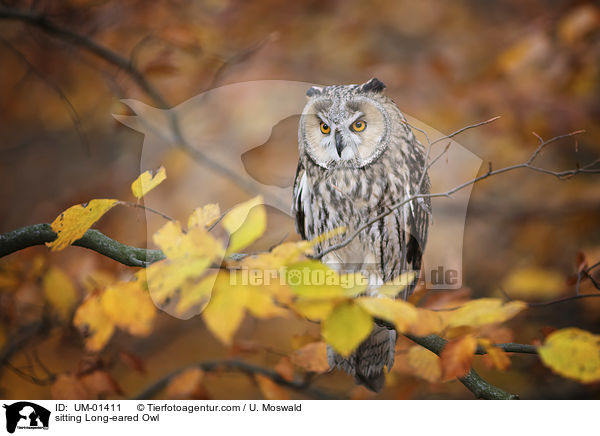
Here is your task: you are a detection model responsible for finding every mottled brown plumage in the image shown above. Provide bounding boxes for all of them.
[292,78,430,392]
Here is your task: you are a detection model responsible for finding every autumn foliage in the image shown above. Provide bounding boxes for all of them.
[1,0,599,400]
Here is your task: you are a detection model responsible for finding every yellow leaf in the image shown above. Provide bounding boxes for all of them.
[188,204,220,229]
[255,374,290,400]
[407,309,447,336]
[286,261,367,300]
[322,302,372,356]
[42,266,78,320]
[502,268,565,300]
[131,166,166,199]
[440,334,477,380]
[152,220,185,257]
[142,257,211,304]
[292,300,336,321]
[101,281,156,336]
[153,221,223,260]
[73,295,115,351]
[176,272,218,314]
[479,338,511,371]
[356,297,418,332]
[46,199,119,251]
[447,298,527,328]
[290,341,330,373]
[243,241,312,270]
[408,345,442,382]
[164,368,205,399]
[202,272,248,344]
[538,328,600,383]
[221,196,266,253]
[271,241,313,261]
[245,287,288,318]
[378,271,417,298]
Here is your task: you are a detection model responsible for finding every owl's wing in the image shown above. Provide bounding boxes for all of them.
[291,160,308,240]
[376,185,430,298]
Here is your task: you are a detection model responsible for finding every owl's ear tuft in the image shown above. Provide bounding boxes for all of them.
[306,86,324,97]
[360,78,386,93]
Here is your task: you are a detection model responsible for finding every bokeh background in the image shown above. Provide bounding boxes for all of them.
[0,0,599,399]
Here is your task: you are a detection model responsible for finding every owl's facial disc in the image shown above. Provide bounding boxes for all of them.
[301,96,388,168]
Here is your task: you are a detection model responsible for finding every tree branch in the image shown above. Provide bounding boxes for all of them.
[315,130,599,260]
[0,223,164,267]
[405,334,520,399]
[0,7,169,109]
[132,359,341,400]
[0,6,288,211]
[478,342,537,355]
[0,319,51,380]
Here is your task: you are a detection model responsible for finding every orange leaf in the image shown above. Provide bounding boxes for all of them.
[440,335,477,380]
[255,374,290,400]
[164,368,206,399]
[479,339,511,371]
[407,345,442,382]
[51,374,89,400]
[407,309,447,336]
[290,341,330,373]
[274,357,295,382]
[119,351,146,374]
[80,370,123,398]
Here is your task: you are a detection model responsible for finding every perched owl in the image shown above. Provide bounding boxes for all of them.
[292,78,430,392]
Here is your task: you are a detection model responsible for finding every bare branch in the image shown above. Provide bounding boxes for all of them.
[0,223,164,267]
[0,6,288,211]
[0,7,169,108]
[131,359,341,400]
[430,116,502,146]
[314,130,597,260]
[1,38,90,154]
[527,293,600,307]
[476,343,538,355]
[119,201,176,223]
[404,334,519,399]
[0,320,51,379]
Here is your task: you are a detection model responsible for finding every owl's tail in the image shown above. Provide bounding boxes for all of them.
[327,325,396,392]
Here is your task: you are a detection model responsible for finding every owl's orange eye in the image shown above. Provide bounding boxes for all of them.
[320,122,330,134]
[351,120,367,132]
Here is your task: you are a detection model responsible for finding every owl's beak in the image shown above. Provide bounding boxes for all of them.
[335,131,345,157]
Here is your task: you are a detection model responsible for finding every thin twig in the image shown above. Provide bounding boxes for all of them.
[404,334,519,399]
[0,6,287,211]
[527,294,600,307]
[1,38,90,154]
[119,201,175,222]
[431,116,502,146]
[314,130,597,260]
[131,359,341,400]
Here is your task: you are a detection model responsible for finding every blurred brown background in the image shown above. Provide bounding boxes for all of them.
[0,0,599,399]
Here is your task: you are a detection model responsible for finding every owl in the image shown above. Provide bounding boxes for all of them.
[292,78,430,392]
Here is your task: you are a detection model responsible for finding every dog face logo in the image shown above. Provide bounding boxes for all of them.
[3,402,50,433]
[114,80,482,321]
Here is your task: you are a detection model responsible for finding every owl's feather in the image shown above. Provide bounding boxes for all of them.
[293,78,430,392]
